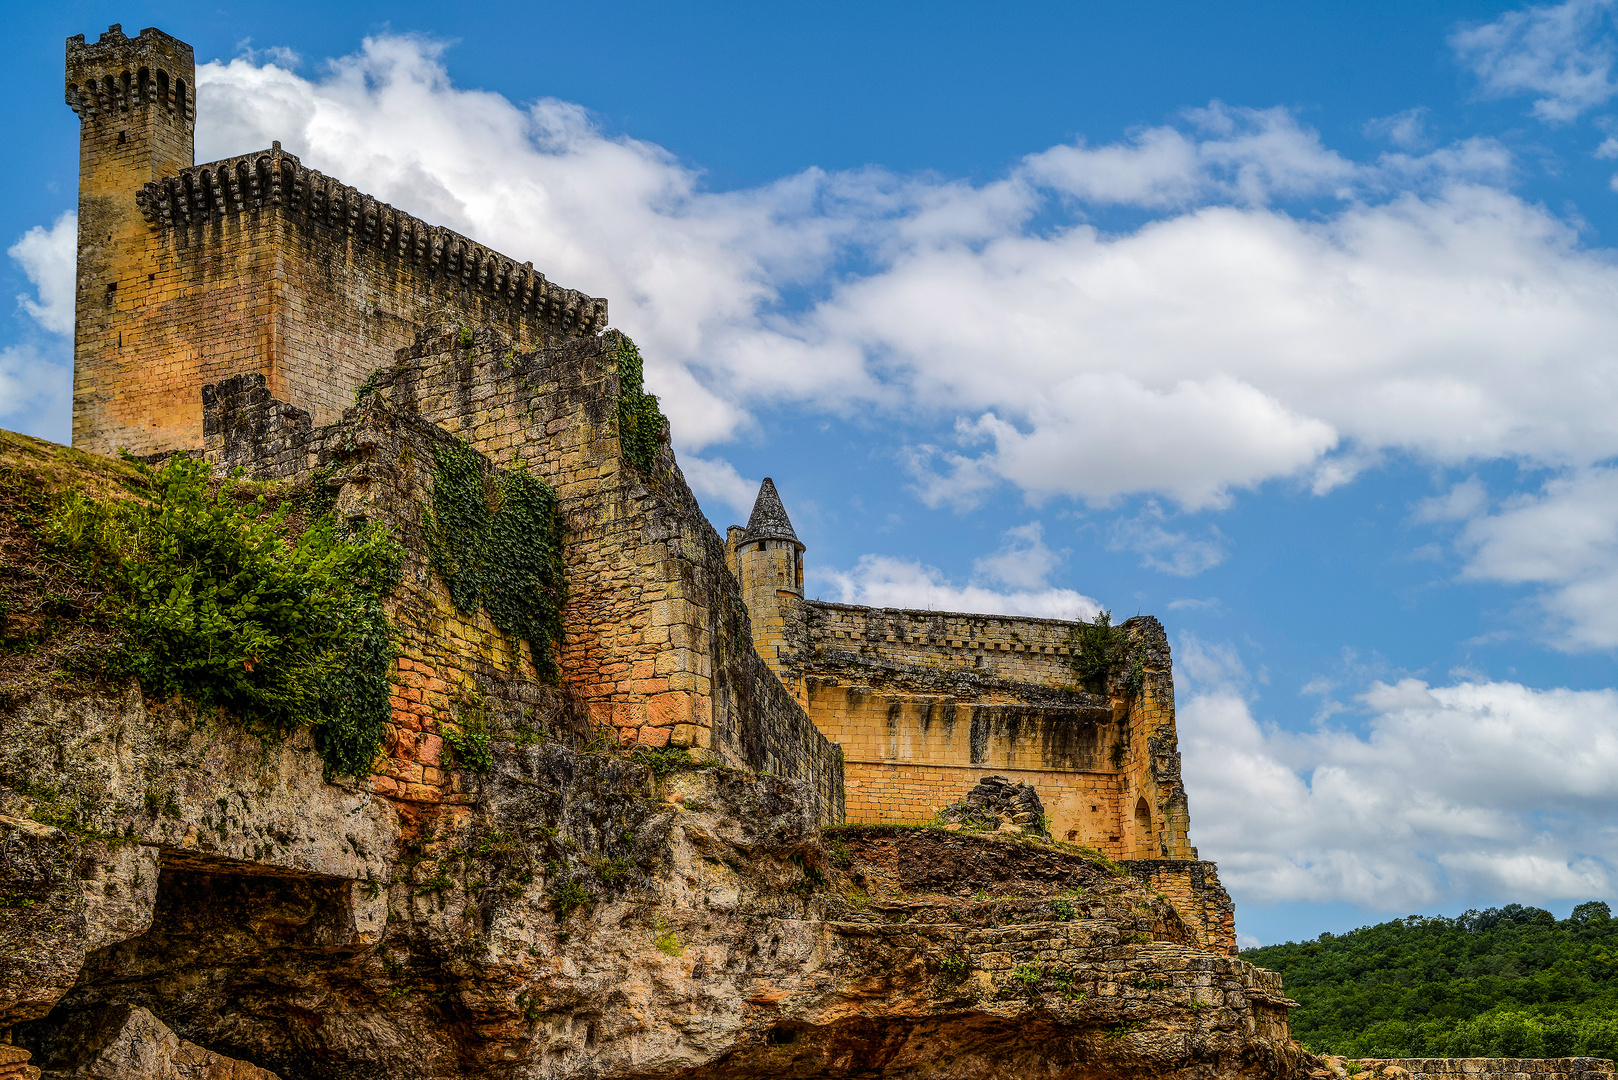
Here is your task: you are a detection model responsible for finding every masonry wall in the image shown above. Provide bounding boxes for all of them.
[802,601,1093,689]
[1125,859,1238,955]
[1349,1062,1614,1080]
[779,600,1194,858]
[74,139,607,456]
[201,327,844,822]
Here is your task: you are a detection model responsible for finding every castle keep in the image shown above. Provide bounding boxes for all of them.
[66,24,1221,938]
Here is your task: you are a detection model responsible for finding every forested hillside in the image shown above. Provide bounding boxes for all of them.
[1244,902,1618,1060]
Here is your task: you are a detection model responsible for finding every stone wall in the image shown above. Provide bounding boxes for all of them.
[1125,859,1239,955]
[71,113,606,457]
[199,327,844,822]
[1348,1061,1614,1080]
[801,601,1095,690]
[777,602,1193,858]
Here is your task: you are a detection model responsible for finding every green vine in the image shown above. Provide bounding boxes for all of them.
[46,455,400,781]
[426,441,565,680]
[614,333,666,473]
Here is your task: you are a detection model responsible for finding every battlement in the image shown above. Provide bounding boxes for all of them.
[65,25,193,123]
[135,146,607,337]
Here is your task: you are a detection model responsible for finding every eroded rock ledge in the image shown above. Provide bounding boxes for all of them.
[1,685,1306,1079]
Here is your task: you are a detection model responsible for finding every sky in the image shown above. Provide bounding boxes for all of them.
[5,0,1618,948]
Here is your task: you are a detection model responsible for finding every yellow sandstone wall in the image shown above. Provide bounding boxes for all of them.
[776,600,1195,859]
[69,46,606,459]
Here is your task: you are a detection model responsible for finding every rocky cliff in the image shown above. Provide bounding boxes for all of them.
[0,423,1309,1079]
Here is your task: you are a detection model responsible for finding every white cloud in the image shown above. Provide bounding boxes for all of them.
[1453,466,1618,648]
[678,455,760,524]
[818,522,1099,619]
[180,39,1618,524]
[1365,108,1433,151]
[816,554,1100,620]
[0,343,71,441]
[1021,104,1356,209]
[1415,476,1490,522]
[1179,636,1618,907]
[9,212,76,336]
[1452,0,1618,122]
[1108,503,1226,576]
[971,521,1064,590]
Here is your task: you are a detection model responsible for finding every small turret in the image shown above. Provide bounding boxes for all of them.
[732,478,805,677]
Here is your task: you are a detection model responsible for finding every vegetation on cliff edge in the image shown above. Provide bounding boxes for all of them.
[1,436,399,781]
[1244,901,1618,1061]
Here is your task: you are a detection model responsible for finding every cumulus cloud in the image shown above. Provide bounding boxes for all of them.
[818,522,1099,619]
[1178,636,1618,906]
[1416,476,1491,522]
[679,456,760,523]
[1452,0,1618,122]
[0,343,71,440]
[9,212,76,337]
[1454,466,1618,648]
[180,38,1618,518]
[971,521,1064,590]
[1108,503,1227,576]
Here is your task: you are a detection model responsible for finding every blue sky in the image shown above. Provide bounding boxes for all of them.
[6,0,1618,948]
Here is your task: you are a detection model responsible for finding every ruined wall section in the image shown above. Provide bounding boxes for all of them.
[798,601,1093,687]
[782,602,1192,857]
[200,328,843,822]
[1345,1062,1614,1080]
[1126,859,1238,956]
[201,374,588,807]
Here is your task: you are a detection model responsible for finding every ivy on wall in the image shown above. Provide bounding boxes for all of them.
[46,455,401,781]
[614,333,666,473]
[427,440,566,681]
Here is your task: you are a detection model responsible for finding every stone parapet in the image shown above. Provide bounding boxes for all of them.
[135,145,606,338]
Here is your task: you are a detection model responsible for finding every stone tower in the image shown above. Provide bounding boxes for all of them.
[730,478,805,682]
[61,24,607,459]
[66,26,195,453]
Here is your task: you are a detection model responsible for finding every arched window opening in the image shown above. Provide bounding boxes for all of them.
[1134,797,1151,830]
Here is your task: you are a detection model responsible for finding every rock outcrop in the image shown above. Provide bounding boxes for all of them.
[26,1004,279,1079]
[0,680,1308,1079]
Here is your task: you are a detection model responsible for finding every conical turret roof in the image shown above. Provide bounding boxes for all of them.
[741,478,803,548]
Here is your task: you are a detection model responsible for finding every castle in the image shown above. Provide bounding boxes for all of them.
[63,24,1223,942]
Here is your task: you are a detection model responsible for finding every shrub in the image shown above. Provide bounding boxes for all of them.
[548,880,593,920]
[48,455,399,780]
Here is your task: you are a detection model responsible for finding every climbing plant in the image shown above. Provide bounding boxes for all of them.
[426,440,566,681]
[46,454,401,781]
[614,333,666,473]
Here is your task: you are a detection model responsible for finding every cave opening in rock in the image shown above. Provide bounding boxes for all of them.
[16,851,382,1079]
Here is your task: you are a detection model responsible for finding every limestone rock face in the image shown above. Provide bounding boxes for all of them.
[1,687,1308,1080]
[26,1004,280,1079]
